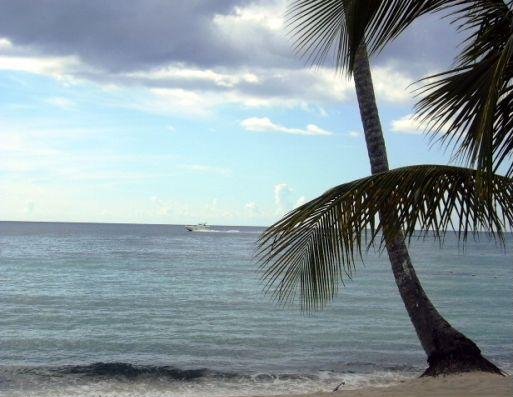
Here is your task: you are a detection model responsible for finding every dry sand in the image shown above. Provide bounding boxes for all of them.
[283,373,511,397]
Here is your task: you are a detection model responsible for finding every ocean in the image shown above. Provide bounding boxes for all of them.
[0,221,511,397]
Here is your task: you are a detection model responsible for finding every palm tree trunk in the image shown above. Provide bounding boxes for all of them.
[352,44,502,376]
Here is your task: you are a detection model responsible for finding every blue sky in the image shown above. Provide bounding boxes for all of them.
[0,0,462,226]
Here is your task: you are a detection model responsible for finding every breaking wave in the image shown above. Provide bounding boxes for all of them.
[0,362,417,397]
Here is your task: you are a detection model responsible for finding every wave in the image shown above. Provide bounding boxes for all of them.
[2,362,240,381]
[0,362,419,397]
[0,361,419,383]
[63,362,227,380]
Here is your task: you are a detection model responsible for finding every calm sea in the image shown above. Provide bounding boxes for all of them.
[0,221,511,397]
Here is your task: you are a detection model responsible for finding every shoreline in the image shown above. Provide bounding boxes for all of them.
[275,373,511,397]
[0,365,511,396]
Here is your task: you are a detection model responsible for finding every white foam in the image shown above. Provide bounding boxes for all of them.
[1,371,415,397]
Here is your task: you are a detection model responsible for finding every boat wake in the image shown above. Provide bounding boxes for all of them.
[190,229,261,234]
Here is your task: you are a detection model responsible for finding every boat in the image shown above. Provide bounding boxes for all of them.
[185,223,211,232]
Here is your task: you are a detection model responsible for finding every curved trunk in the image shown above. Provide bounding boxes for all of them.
[352,44,502,376]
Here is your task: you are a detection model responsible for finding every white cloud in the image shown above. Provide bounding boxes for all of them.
[391,114,424,134]
[167,125,176,132]
[295,196,307,207]
[245,201,261,215]
[372,67,415,103]
[0,37,12,50]
[149,195,242,224]
[347,131,362,138]
[241,117,334,136]
[273,183,309,216]
[245,201,257,209]
[391,113,451,135]
[0,54,80,82]
[215,1,285,32]
[274,182,293,214]
[212,0,287,63]
[127,65,260,89]
[143,88,218,118]
[45,97,76,110]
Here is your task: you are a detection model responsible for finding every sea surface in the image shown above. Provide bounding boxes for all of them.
[0,221,511,397]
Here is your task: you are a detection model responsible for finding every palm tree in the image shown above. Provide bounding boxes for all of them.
[258,0,512,376]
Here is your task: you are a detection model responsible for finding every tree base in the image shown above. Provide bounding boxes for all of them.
[422,344,504,377]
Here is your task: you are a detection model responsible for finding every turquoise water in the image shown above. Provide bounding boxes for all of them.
[0,221,511,396]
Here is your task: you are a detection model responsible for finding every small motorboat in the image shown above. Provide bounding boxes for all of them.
[185,223,211,232]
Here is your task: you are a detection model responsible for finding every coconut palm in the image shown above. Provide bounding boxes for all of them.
[258,0,512,376]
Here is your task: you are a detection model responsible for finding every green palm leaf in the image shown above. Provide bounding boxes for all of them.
[416,1,513,177]
[258,165,513,310]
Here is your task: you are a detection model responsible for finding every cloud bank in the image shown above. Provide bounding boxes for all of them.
[0,0,463,115]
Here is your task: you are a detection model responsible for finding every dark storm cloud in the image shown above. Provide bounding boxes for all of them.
[375,13,462,72]
[0,0,262,71]
[0,0,461,81]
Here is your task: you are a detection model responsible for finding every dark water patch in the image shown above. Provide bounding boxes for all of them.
[0,363,336,384]
[59,362,240,381]
[0,363,243,391]
[0,362,396,387]
[0,362,421,397]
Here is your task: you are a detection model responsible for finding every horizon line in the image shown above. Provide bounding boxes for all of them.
[1,220,510,235]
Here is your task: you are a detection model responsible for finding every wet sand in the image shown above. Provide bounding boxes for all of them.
[275,373,511,397]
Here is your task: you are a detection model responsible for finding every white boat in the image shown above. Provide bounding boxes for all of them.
[185,223,211,232]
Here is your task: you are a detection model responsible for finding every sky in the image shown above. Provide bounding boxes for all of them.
[0,0,464,226]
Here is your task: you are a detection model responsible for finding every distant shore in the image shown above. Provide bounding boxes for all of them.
[275,373,511,397]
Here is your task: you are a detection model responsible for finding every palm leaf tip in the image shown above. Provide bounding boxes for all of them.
[258,200,353,311]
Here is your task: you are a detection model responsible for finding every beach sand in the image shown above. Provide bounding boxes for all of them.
[284,373,511,397]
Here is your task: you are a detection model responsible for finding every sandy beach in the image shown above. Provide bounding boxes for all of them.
[289,373,511,397]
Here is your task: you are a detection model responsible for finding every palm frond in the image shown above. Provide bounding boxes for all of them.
[286,0,348,69]
[257,165,513,310]
[416,1,513,178]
